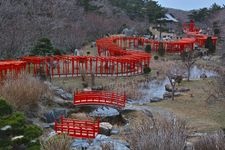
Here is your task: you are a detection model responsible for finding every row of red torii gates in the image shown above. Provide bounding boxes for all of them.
[0,21,217,79]
[0,21,218,139]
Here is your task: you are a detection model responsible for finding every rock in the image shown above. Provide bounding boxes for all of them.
[99,122,113,136]
[53,109,67,120]
[178,87,190,92]
[91,85,103,91]
[55,88,72,100]
[83,88,92,91]
[48,131,57,138]
[94,134,109,141]
[43,109,67,123]
[71,139,90,150]
[43,111,55,123]
[163,92,181,99]
[150,97,162,102]
[1,125,12,131]
[202,56,210,61]
[11,135,24,141]
[110,129,120,135]
[89,107,120,117]
[165,84,172,92]
[90,134,130,150]
[200,73,207,79]
[184,141,194,150]
[87,145,102,150]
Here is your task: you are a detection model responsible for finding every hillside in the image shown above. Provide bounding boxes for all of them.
[0,0,224,58]
[206,8,225,55]
[0,0,148,58]
[166,8,191,23]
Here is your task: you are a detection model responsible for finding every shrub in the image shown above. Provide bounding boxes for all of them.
[154,55,159,60]
[126,116,187,150]
[0,112,42,149]
[0,74,51,111]
[145,45,151,53]
[0,98,12,116]
[24,125,42,140]
[53,49,62,55]
[143,66,151,74]
[0,112,26,136]
[41,134,72,150]
[158,42,165,56]
[194,131,225,150]
[214,28,220,35]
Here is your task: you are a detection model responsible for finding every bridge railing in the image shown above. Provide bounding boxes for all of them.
[74,91,126,108]
[54,116,99,139]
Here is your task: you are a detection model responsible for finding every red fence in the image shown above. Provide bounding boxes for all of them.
[74,91,126,108]
[54,116,99,139]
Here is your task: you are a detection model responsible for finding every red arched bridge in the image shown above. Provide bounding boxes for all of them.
[74,91,126,109]
[54,116,99,139]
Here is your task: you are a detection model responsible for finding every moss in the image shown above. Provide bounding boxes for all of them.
[0,98,12,117]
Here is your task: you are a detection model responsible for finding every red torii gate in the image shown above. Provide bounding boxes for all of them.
[0,60,26,79]
[183,20,218,48]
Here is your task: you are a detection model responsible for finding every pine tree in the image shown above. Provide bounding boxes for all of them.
[32,38,54,56]
[205,37,216,54]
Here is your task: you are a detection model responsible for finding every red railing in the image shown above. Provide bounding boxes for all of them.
[74,91,126,108]
[54,116,100,139]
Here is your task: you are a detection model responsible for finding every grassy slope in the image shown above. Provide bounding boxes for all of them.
[150,79,225,132]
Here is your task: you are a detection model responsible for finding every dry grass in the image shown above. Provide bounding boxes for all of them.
[194,130,225,150]
[126,116,188,150]
[0,74,51,111]
[99,75,151,100]
[52,75,150,100]
[40,134,72,150]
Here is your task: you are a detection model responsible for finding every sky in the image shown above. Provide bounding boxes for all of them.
[154,0,225,10]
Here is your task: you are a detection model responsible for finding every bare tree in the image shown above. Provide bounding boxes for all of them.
[181,49,198,81]
[166,64,184,101]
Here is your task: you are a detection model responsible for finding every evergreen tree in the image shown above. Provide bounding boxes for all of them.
[205,37,216,54]
[32,38,54,56]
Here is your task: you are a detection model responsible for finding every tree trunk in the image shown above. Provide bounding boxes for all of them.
[172,86,175,101]
[187,67,190,81]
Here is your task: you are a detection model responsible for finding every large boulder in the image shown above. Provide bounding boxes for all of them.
[89,107,120,117]
[71,139,90,150]
[163,92,181,99]
[43,108,67,123]
[99,122,113,136]
[177,87,190,92]
[165,84,173,92]
[87,134,130,150]
[91,85,103,91]
[55,88,73,100]
[150,97,163,102]
[200,73,207,79]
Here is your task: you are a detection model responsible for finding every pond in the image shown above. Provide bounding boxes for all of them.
[130,66,218,104]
